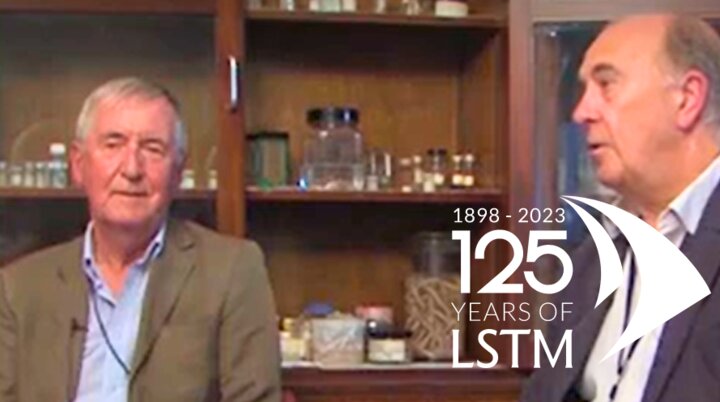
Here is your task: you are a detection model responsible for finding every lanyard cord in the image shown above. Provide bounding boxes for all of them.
[90,287,131,376]
[609,254,640,401]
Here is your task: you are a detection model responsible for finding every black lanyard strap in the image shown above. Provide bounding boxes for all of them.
[609,253,640,401]
[90,288,132,376]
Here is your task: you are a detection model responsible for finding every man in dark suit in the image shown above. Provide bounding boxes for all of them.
[521,14,720,402]
[0,77,281,402]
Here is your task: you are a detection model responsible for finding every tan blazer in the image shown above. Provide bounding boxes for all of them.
[0,219,281,402]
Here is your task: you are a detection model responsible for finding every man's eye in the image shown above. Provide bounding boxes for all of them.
[144,144,167,156]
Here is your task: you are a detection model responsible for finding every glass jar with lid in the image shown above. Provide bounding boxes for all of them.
[404,231,465,360]
[301,107,364,191]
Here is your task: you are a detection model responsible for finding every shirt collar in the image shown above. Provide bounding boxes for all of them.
[82,221,167,284]
[663,155,720,235]
[603,155,720,238]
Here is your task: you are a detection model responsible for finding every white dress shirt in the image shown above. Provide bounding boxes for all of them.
[578,155,720,402]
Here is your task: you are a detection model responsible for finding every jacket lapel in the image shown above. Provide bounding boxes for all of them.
[130,220,196,379]
[642,186,720,402]
[555,235,628,401]
[54,237,89,402]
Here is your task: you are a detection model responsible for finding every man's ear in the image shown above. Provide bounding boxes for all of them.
[70,140,85,188]
[674,69,710,131]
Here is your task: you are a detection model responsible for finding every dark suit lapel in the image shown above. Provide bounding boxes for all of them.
[53,237,89,402]
[554,236,627,401]
[642,185,720,402]
[131,220,196,379]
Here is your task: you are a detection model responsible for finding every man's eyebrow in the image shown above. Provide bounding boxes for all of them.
[101,131,125,139]
[590,63,620,79]
[577,62,620,82]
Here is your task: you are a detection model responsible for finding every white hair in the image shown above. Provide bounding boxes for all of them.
[76,77,187,158]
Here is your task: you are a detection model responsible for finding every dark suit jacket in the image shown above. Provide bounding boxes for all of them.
[0,219,281,402]
[521,185,720,402]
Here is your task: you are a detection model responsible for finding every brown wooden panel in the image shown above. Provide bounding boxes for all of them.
[0,14,216,184]
[247,187,503,203]
[0,0,214,14]
[247,9,505,28]
[215,0,248,236]
[457,31,506,189]
[282,367,524,402]
[248,203,490,322]
[244,22,500,179]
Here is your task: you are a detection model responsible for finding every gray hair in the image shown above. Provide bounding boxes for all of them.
[663,16,720,129]
[75,77,187,158]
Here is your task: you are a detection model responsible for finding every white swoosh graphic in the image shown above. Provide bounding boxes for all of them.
[562,198,624,307]
[562,195,711,360]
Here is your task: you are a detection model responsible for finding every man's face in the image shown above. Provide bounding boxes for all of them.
[573,18,681,191]
[71,96,183,231]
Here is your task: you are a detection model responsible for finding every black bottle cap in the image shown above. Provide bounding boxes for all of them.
[307,107,359,126]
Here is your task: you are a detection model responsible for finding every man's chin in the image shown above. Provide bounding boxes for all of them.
[96,215,161,232]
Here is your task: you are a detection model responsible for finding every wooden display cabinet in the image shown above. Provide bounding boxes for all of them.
[0,0,530,401]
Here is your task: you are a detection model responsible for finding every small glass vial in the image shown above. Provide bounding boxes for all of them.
[181,169,196,189]
[425,148,448,189]
[462,153,476,188]
[279,0,295,11]
[0,161,7,187]
[411,155,424,191]
[35,162,49,188]
[207,169,218,190]
[401,0,421,14]
[9,164,23,187]
[397,157,413,193]
[450,154,464,189]
[23,161,35,188]
[49,142,68,188]
[374,0,387,13]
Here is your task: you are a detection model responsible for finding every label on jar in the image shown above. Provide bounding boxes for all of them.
[368,338,407,363]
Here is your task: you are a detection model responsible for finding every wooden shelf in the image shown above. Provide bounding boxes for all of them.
[282,366,526,398]
[0,0,214,14]
[247,186,503,204]
[248,9,506,28]
[0,187,215,201]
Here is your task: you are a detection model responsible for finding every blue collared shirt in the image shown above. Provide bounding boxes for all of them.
[73,223,166,402]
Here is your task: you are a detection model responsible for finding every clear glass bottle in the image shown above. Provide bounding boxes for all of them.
[397,157,413,193]
[49,142,68,188]
[411,155,424,191]
[23,161,35,188]
[450,154,463,189]
[425,148,448,189]
[35,162,49,188]
[302,107,364,191]
[9,164,23,187]
[462,153,476,188]
[0,161,7,187]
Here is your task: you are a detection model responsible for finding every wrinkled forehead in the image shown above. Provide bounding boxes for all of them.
[579,17,669,78]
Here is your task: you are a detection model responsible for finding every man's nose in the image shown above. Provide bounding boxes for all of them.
[121,146,144,181]
[572,87,599,124]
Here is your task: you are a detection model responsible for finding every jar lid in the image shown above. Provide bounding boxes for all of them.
[426,148,448,156]
[307,107,359,125]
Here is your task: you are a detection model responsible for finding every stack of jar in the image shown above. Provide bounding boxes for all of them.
[396,149,478,193]
[0,142,69,189]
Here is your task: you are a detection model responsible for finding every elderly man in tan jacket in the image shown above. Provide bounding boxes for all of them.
[0,77,281,402]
